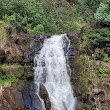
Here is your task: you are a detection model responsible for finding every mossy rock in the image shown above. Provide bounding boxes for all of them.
[0,64,24,78]
[22,72,33,80]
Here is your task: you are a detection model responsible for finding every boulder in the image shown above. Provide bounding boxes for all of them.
[0,86,24,110]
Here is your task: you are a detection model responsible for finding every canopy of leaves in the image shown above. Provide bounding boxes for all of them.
[85,28,110,49]
[0,0,82,35]
[94,0,110,26]
[75,0,102,22]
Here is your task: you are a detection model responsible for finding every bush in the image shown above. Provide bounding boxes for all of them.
[63,18,83,32]
[84,28,110,52]
[94,0,110,26]
[75,0,102,23]
[27,24,44,35]
[92,53,110,63]
[98,67,108,78]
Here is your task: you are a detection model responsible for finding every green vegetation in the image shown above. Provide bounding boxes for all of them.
[84,28,110,49]
[0,0,110,109]
[75,0,102,22]
[82,28,110,63]
[0,63,24,77]
[0,0,83,34]
[0,66,18,86]
[92,53,110,63]
[0,76,18,86]
[85,103,95,110]
[95,0,110,26]
[98,66,108,78]
[0,64,32,87]
[0,0,109,34]
[0,20,8,43]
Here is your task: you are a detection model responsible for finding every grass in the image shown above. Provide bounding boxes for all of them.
[0,76,18,87]
[0,63,24,87]
[0,63,23,69]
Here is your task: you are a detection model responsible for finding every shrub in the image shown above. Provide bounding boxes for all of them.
[98,67,108,78]
[92,53,110,63]
[84,28,110,53]
[94,0,110,26]
[27,24,44,35]
[75,0,102,23]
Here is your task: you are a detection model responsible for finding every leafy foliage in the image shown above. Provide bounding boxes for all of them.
[92,52,110,63]
[84,28,110,50]
[99,66,108,77]
[82,28,110,63]
[94,0,110,25]
[0,67,17,86]
[0,0,82,34]
[0,76,18,86]
[75,0,102,22]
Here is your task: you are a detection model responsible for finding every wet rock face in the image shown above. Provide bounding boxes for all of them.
[39,84,51,110]
[0,86,24,110]
[29,35,52,62]
[0,33,76,64]
[30,34,76,63]
[30,35,43,62]
[22,84,47,110]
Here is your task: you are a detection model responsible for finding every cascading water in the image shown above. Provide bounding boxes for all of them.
[34,34,75,110]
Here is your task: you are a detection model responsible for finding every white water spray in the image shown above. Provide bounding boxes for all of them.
[34,34,75,110]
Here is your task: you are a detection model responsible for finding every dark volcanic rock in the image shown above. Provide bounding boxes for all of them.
[39,84,51,110]
[22,84,42,110]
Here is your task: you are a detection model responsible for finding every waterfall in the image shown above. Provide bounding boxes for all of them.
[34,34,76,110]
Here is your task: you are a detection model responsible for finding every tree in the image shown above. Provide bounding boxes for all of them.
[75,0,102,22]
[84,28,110,54]
[94,1,110,26]
[0,0,83,34]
